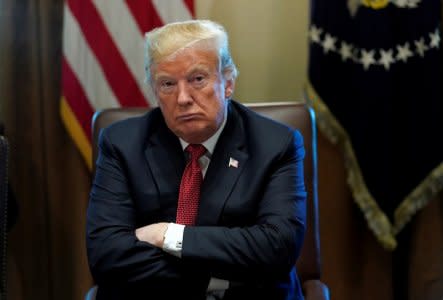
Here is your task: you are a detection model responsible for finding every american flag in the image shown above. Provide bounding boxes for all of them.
[60,0,195,170]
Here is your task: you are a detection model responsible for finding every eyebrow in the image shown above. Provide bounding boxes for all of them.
[187,64,212,75]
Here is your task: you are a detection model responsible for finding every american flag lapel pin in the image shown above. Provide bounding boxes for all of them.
[228,157,239,168]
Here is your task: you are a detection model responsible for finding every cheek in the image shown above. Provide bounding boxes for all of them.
[158,99,176,122]
[208,100,225,121]
[212,81,225,98]
[206,86,225,115]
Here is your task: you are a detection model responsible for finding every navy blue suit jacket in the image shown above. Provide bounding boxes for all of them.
[87,100,307,300]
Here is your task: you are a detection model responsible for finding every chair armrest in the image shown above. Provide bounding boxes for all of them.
[303,279,330,300]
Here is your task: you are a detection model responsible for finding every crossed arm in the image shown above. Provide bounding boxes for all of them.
[87,128,306,286]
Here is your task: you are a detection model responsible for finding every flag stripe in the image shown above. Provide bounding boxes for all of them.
[124,0,163,35]
[93,0,153,106]
[61,0,195,168]
[62,57,94,140]
[183,0,195,15]
[68,0,147,107]
[152,0,193,24]
[60,97,93,170]
[63,5,120,109]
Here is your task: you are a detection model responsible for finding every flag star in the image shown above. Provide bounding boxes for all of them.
[360,49,376,70]
[414,38,428,57]
[396,42,413,62]
[347,0,361,17]
[309,25,323,44]
[379,49,395,71]
[322,33,337,54]
[339,41,353,61]
[394,0,408,7]
[429,29,441,49]
[407,0,421,8]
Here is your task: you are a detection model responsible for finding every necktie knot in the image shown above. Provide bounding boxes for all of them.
[186,144,206,161]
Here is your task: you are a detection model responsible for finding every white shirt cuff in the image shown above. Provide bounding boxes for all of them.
[162,223,185,258]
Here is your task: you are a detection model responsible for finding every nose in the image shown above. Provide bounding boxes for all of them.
[177,81,193,106]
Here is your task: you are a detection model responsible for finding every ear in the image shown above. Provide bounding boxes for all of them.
[224,78,235,99]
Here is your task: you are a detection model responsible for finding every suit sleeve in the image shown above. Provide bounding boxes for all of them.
[182,130,307,282]
[86,129,196,287]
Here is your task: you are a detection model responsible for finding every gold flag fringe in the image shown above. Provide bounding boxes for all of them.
[393,162,443,234]
[305,82,397,250]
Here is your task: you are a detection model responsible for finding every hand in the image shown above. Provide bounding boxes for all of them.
[135,222,169,248]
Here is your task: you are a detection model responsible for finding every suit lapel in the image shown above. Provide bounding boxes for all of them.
[144,114,185,198]
[197,103,249,225]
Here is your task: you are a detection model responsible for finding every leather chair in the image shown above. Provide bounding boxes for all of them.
[87,101,329,300]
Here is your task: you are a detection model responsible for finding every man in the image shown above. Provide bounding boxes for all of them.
[87,20,306,300]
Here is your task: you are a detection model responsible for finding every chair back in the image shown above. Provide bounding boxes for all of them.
[92,101,322,284]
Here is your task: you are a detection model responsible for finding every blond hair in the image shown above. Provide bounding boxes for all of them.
[144,20,238,85]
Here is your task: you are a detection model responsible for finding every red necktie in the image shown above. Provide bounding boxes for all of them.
[176,144,206,225]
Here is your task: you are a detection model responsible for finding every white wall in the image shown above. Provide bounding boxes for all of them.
[195,0,310,103]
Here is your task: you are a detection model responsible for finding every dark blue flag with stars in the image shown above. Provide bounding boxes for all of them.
[306,0,442,250]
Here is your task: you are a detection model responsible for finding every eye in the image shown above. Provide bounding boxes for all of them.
[162,80,174,87]
[195,75,205,82]
[157,79,176,94]
[190,73,208,88]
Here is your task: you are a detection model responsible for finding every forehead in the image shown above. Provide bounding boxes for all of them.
[152,48,219,78]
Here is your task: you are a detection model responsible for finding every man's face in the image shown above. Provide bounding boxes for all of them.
[152,48,233,144]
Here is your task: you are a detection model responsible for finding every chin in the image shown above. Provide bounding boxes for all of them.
[180,130,211,144]
[175,121,218,143]
[181,134,205,144]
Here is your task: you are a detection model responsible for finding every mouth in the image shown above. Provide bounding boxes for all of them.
[177,113,200,121]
